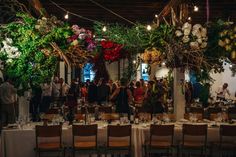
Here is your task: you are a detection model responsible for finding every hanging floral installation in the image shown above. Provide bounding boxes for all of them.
[0,5,235,90]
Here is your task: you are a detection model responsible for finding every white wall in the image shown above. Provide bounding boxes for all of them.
[210,62,236,98]
[155,66,169,79]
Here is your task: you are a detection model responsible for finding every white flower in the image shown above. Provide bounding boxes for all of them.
[201,42,207,48]
[225,38,230,44]
[193,24,202,31]
[202,37,208,41]
[190,42,199,50]
[182,22,192,30]
[184,29,191,36]
[5,38,13,44]
[197,38,202,44]
[201,28,207,37]
[42,17,47,21]
[175,30,183,37]
[182,36,190,43]
[35,25,40,29]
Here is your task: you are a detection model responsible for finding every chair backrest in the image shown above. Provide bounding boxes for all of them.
[228,107,236,120]
[81,106,96,114]
[107,125,132,148]
[35,125,62,148]
[182,124,207,136]
[220,125,236,137]
[189,107,204,114]
[184,113,203,121]
[157,113,176,122]
[100,113,120,121]
[150,124,174,145]
[182,124,207,147]
[98,106,112,113]
[220,125,236,147]
[209,113,228,121]
[72,124,98,148]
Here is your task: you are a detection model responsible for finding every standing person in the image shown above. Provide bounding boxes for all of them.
[133,81,145,106]
[52,77,61,104]
[65,80,78,110]
[110,78,132,114]
[40,80,52,113]
[87,80,97,105]
[59,78,70,105]
[0,77,17,127]
[30,85,42,121]
[80,83,88,104]
[216,83,230,100]
[97,79,110,105]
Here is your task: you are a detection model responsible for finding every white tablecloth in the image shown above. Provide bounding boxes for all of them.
[1,122,236,157]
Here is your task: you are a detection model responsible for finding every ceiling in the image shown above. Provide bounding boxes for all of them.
[3,0,236,28]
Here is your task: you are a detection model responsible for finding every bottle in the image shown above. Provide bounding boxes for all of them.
[130,109,134,124]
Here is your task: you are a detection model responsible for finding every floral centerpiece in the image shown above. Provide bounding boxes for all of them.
[218,22,236,63]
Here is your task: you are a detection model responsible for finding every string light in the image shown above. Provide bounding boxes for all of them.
[133,60,136,64]
[194,5,199,12]
[155,14,158,18]
[229,64,233,68]
[64,12,69,19]
[188,17,192,21]
[162,62,166,66]
[102,26,107,32]
[146,25,152,31]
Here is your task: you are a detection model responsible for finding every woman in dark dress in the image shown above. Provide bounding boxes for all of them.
[110,78,132,114]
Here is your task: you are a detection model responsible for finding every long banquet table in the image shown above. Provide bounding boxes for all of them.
[2,121,236,157]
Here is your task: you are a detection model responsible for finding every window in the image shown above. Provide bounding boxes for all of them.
[141,63,149,81]
[83,63,95,82]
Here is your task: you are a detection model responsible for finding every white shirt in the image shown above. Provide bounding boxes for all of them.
[61,83,70,97]
[217,87,230,98]
[0,82,17,104]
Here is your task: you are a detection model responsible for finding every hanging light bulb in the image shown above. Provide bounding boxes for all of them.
[229,64,233,68]
[133,60,136,64]
[162,62,166,66]
[64,12,69,19]
[188,17,192,21]
[194,6,199,12]
[102,26,107,32]
[147,25,152,31]
[155,14,158,18]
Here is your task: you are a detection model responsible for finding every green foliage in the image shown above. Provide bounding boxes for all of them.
[0,13,71,93]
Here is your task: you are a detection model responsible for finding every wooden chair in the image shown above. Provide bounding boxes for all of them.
[207,107,222,119]
[228,107,236,120]
[100,113,120,121]
[145,124,175,157]
[179,124,208,157]
[106,125,132,156]
[72,124,98,157]
[157,113,176,122]
[98,106,113,113]
[184,113,203,121]
[209,113,228,122]
[35,125,65,157]
[210,125,236,156]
